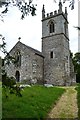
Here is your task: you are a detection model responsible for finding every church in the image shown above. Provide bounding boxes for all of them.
[5,1,76,86]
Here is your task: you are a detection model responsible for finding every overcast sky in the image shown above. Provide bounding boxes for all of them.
[0,0,78,58]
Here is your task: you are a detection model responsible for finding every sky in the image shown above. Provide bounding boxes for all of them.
[78,1,80,52]
[0,0,78,58]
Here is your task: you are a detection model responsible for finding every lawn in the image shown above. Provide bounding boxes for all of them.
[76,83,80,118]
[2,85,65,119]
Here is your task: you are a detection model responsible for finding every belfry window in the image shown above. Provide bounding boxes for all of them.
[64,22,67,35]
[49,22,55,33]
[50,51,53,58]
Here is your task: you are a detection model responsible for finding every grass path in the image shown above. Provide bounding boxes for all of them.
[48,86,78,118]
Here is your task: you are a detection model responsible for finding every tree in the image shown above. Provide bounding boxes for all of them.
[0,35,23,97]
[73,52,80,83]
[0,34,7,54]
[54,0,75,9]
[0,0,77,19]
[0,0,36,20]
[74,27,80,30]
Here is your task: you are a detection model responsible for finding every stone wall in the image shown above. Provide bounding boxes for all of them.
[42,14,68,39]
[5,41,44,84]
[42,34,71,85]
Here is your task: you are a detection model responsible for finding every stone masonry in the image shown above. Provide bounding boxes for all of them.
[5,42,44,84]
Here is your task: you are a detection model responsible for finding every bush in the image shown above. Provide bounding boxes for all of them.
[2,75,16,87]
[2,74,22,97]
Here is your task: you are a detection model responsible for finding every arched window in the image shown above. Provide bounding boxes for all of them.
[15,51,21,67]
[49,22,55,33]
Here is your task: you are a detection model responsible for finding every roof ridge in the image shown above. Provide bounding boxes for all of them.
[9,41,44,58]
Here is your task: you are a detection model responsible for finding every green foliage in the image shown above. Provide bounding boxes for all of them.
[0,34,7,54]
[0,34,22,97]
[2,74,16,87]
[2,74,15,98]
[76,84,80,118]
[72,52,80,83]
[0,34,15,65]
[0,80,1,85]
[2,85,65,118]
[2,73,22,97]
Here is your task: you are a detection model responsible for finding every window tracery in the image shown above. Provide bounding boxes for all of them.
[15,50,21,67]
[49,21,55,33]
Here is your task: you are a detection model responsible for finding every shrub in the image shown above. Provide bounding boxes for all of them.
[2,75,16,87]
[2,74,22,97]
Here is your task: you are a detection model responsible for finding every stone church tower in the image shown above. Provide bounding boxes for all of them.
[42,1,75,85]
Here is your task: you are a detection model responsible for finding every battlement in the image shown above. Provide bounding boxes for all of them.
[46,10,57,18]
[42,1,67,20]
[42,10,67,20]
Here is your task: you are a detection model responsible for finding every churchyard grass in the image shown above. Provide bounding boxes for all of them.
[2,85,65,119]
[76,83,80,118]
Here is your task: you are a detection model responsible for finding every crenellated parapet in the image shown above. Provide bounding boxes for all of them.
[42,1,68,21]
